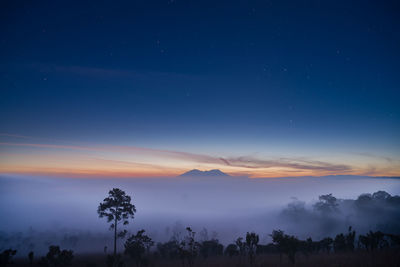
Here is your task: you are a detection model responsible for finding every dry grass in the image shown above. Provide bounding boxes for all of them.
[11,250,400,267]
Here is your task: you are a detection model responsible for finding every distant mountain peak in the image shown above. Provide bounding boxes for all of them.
[179,169,230,177]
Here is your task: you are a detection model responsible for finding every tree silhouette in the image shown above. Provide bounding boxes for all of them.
[124,230,154,267]
[28,251,34,265]
[0,249,17,267]
[271,230,285,264]
[314,193,339,213]
[359,231,387,251]
[345,226,356,251]
[302,237,315,256]
[98,188,136,258]
[199,240,223,259]
[235,237,246,257]
[224,244,239,257]
[178,227,199,267]
[318,237,333,253]
[387,233,400,247]
[245,232,259,266]
[106,255,123,267]
[333,233,346,252]
[156,240,180,259]
[39,246,73,267]
[334,227,356,252]
[372,191,391,200]
[271,230,300,264]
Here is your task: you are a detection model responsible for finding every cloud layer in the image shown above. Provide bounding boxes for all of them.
[1,132,399,178]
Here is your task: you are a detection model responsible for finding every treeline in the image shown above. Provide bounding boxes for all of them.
[282,190,400,237]
[2,227,400,266]
[128,227,400,266]
[1,189,400,267]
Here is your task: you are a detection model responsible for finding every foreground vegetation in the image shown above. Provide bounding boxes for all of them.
[3,246,400,267]
[1,188,400,267]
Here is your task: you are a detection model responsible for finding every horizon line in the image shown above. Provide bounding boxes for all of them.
[1,171,399,180]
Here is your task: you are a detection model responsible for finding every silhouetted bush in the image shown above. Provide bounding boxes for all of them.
[156,240,180,259]
[178,227,199,267]
[199,239,223,258]
[0,249,17,267]
[235,237,246,257]
[105,254,124,267]
[271,230,300,264]
[387,233,400,247]
[224,244,239,257]
[318,237,333,253]
[359,231,388,251]
[39,246,73,267]
[124,229,154,267]
[245,232,259,266]
[334,226,355,252]
[28,251,34,265]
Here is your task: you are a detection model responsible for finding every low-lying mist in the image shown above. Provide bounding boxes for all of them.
[1,174,399,256]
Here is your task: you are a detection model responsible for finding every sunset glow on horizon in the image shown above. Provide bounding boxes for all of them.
[1,134,399,178]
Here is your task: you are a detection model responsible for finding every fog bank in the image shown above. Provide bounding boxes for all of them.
[1,174,399,255]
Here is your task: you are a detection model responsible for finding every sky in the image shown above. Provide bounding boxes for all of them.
[0,1,399,178]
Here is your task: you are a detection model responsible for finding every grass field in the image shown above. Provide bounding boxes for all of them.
[10,250,400,267]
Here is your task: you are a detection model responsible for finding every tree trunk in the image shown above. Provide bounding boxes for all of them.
[114,217,117,257]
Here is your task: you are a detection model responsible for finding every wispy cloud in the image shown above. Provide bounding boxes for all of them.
[0,142,103,152]
[225,157,352,172]
[22,62,201,81]
[353,152,396,163]
[0,141,353,174]
[0,133,31,139]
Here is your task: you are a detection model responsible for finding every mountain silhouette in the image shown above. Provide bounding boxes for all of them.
[179,169,230,177]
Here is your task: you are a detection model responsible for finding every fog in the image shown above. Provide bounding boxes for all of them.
[1,174,399,256]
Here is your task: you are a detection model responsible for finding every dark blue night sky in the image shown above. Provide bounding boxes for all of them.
[0,1,399,177]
